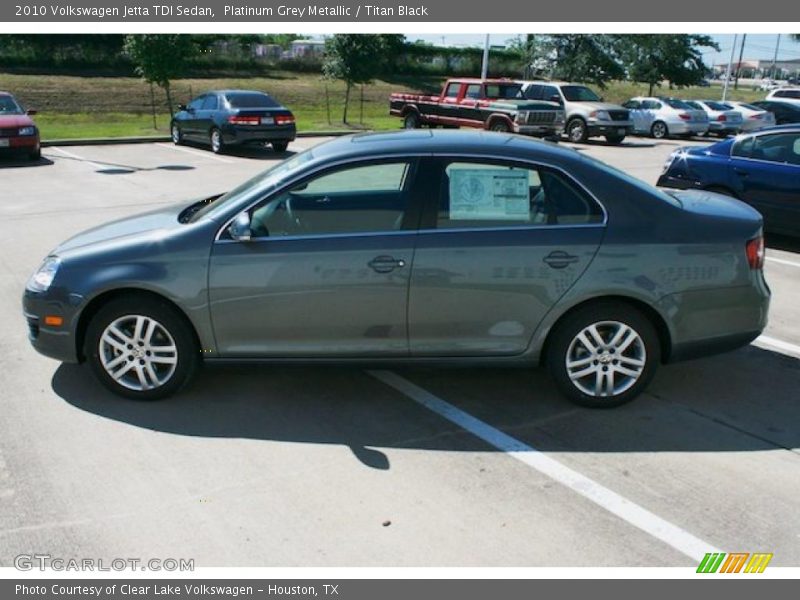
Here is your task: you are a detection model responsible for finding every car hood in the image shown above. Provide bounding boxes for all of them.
[489,99,562,111]
[572,101,626,111]
[53,201,191,256]
[0,114,34,127]
[665,189,762,223]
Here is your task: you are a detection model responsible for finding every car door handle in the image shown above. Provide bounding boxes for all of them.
[368,256,406,273]
[543,251,579,269]
[734,168,749,178]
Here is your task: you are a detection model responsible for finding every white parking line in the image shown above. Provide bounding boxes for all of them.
[155,142,233,163]
[369,369,720,562]
[754,335,800,360]
[766,256,800,269]
[47,147,107,170]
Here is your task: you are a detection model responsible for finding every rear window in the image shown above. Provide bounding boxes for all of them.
[704,101,730,111]
[225,93,280,108]
[736,103,761,111]
[775,90,800,99]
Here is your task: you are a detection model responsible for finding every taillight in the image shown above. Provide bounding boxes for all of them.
[678,113,691,120]
[228,115,260,125]
[275,114,295,125]
[746,236,765,270]
[717,114,727,122]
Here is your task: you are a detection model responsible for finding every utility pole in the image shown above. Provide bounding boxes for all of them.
[770,34,781,80]
[722,34,737,102]
[481,34,490,79]
[734,33,746,90]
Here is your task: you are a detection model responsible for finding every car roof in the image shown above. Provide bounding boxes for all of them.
[210,90,274,95]
[447,78,517,84]
[308,129,585,165]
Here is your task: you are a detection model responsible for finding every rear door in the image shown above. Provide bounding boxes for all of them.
[439,82,464,127]
[407,157,605,357]
[197,94,219,137]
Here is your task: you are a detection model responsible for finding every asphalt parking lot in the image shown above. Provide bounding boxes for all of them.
[1,134,799,568]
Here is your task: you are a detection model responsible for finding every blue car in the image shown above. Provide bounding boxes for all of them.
[657,125,800,236]
[170,89,296,154]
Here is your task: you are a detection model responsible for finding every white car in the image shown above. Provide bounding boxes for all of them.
[685,100,743,136]
[622,96,709,139]
[758,80,780,91]
[765,88,800,105]
[723,101,777,132]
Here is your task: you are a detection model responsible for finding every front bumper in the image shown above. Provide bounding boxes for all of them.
[0,134,39,151]
[586,122,633,137]
[514,123,562,138]
[23,289,82,363]
[223,124,297,145]
[656,173,700,190]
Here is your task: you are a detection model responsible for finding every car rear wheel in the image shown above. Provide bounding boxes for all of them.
[566,118,589,143]
[546,302,660,408]
[271,141,289,153]
[209,128,225,154]
[650,121,668,139]
[403,112,420,129]
[85,297,199,401]
[171,122,184,145]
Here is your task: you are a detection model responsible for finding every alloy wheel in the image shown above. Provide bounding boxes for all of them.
[565,320,647,398]
[98,315,178,391]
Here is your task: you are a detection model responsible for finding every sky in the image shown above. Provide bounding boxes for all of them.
[404,34,800,66]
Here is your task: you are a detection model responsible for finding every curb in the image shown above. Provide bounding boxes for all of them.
[41,130,360,147]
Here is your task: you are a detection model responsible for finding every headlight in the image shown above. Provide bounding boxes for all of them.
[516,111,528,123]
[18,126,36,136]
[27,257,60,293]
[591,110,611,121]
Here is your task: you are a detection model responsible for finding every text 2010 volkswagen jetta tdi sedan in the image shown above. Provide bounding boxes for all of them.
[23,130,770,407]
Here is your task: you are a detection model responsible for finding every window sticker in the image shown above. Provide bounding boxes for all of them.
[449,168,530,221]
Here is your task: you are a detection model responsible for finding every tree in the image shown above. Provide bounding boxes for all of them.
[124,34,196,115]
[621,35,719,95]
[538,35,625,88]
[323,34,402,123]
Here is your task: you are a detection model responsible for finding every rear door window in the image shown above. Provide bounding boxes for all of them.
[433,160,604,229]
[464,84,482,100]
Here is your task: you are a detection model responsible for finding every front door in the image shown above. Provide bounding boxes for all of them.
[408,158,605,356]
[209,160,422,357]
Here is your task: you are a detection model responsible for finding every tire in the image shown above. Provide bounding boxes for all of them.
[84,296,199,401]
[403,112,420,129]
[271,141,289,153]
[566,118,589,143]
[546,301,661,408]
[171,122,184,145]
[28,147,41,161]
[605,133,625,145]
[489,119,512,133]
[209,128,225,154]
[650,121,668,139]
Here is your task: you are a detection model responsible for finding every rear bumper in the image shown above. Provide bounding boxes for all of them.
[660,281,770,363]
[708,122,741,135]
[222,124,297,145]
[667,121,709,135]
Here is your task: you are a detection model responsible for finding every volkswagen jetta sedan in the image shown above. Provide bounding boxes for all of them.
[23,130,770,408]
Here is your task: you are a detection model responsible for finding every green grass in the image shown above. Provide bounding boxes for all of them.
[0,70,774,141]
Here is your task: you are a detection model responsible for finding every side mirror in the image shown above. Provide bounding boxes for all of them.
[549,95,562,104]
[26,109,38,116]
[229,213,252,242]
[178,104,187,112]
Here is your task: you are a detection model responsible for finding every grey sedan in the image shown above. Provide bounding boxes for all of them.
[23,131,770,407]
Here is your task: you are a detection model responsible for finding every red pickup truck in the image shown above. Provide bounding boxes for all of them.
[390,78,564,138]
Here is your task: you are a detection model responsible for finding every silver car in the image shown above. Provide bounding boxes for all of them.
[623,96,709,139]
[725,101,777,132]
[686,100,743,137]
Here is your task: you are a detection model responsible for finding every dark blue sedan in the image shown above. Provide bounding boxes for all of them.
[170,90,296,154]
[657,125,800,236]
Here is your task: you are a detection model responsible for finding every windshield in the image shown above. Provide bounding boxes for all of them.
[0,95,24,115]
[662,98,692,109]
[189,148,317,223]
[225,92,280,109]
[561,85,602,102]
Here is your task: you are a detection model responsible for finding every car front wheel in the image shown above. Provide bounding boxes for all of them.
[546,302,660,408]
[84,297,199,400]
[171,122,184,145]
[210,128,225,154]
[566,118,589,143]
